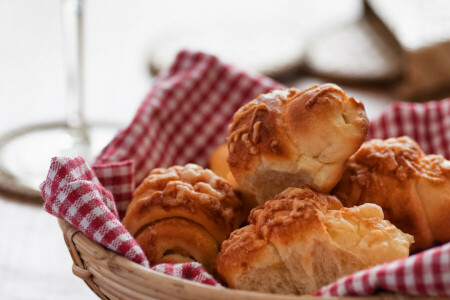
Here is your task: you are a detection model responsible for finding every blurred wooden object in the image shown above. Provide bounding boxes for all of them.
[304,14,402,84]
[149,25,306,78]
[148,0,362,79]
[366,0,450,101]
[306,0,450,101]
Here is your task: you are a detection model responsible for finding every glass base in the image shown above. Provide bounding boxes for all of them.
[0,121,120,200]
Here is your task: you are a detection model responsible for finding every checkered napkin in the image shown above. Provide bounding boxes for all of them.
[315,243,450,297]
[94,50,281,218]
[41,156,220,286]
[41,156,149,268]
[367,100,450,158]
[41,50,450,295]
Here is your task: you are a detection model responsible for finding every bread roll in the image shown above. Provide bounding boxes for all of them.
[227,84,369,205]
[333,136,450,252]
[215,186,413,295]
[122,164,244,272]
[209,143,259,214]
[209,143,229,180]
[215,225,298,295]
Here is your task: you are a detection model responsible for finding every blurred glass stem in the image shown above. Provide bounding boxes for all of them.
[61,0,89,145]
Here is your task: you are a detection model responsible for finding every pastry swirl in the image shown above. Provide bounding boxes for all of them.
[123,164,244,272]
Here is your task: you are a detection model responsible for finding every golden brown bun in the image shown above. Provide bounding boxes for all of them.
[227,84,369,205]
[209,143,258,214]
[215,186,413,295]
[136,218,218,272]
[209,143,229,180]
[214,225,297,294]
[333,136,450,252]
[226,172,237,188]
[122,164,244,272]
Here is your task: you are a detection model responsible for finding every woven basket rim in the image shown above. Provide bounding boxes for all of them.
[58,218,427,300]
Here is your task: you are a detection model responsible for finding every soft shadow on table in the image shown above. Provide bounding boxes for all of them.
[0,188,42,206]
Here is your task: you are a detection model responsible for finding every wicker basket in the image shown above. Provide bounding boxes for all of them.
[58,219,428,300]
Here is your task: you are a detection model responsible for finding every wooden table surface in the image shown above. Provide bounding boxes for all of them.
[0,1,399,299]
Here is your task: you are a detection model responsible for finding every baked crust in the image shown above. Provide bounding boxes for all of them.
[214,224,298,294]
[136,218,218,272]
[122,164,244,268]
[334,136,450,252]
[227,84,369,205]
[215,186,413,295]
[209,143,230,180]
[249,187,343,242]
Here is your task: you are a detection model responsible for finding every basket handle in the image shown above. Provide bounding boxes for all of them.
[72,263,92,281]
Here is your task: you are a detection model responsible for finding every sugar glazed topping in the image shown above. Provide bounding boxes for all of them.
[227,85,364,162]
[228,102,268,155]
[133,164,242,230]
[227,88,311,156]
[347,136,450,184]
[249,186,343,239]
[217,186,413,278]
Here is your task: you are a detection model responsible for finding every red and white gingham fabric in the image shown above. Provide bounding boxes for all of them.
[315,243,450,297]
[92,160,134,219]
[367,100,450,157]
[41,156,148,267]
[41,156,221,286]
[42,50,450,296]
[93,50,281,217]
[151,262,221,287]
